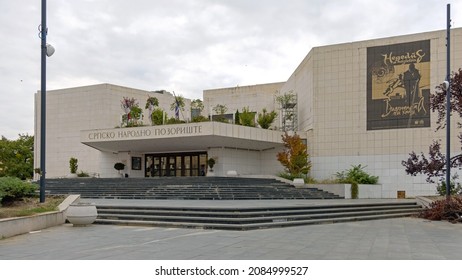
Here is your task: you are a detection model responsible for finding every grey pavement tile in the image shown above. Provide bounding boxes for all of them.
[2,217,462,260]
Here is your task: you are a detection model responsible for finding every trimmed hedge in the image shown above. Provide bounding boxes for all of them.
[0,177,37,206]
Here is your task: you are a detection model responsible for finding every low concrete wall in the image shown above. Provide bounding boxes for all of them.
[308,184,383,199]
[307,184,348,197]
[0,195,80,239]
[415,196,435,208]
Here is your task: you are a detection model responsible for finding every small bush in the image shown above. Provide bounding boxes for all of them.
[278,172,315,183]
[150,108,166,125]
[436,180,462,196]
[336,164,378,184]
[166,117,186,124]
[191,115,209,123]
[69,157,78,174]
[114,163,125,171]
[239,107,256,127]
[419,195,462,223]
[257,108,277,129]
[77,171,90,177]
[0,177,37,206]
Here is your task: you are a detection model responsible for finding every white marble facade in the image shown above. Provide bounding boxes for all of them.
[35,28,462,197]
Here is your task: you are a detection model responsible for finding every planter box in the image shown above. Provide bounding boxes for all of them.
[66,203,98,226]
[0,195,80,239]
[293,178,305,188]
[308,184,383,199]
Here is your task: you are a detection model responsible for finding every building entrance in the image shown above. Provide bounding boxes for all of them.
[145,152,207,177]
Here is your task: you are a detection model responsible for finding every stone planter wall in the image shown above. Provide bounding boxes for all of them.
[307,184,383,199]
[0,195,79,239]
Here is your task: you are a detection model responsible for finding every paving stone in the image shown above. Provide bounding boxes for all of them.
[2,200,462,260]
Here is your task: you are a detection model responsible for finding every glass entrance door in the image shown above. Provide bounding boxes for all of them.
[145,152,207,177]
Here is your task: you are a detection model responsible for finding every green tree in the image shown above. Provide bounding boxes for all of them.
[276,132,311,177]
[239,107,256,127]
[191,99,204,121]
[0,134,34,180]
[212,104,228,123]
[257,108,278,129]
[213,104,228,115]
[170,95,186,119]
[235,110,240,125]
[276,90,297,108]
[191,99,204,111]
[145,96,159,109]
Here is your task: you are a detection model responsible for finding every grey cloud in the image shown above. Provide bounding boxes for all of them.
[1,0,460,138]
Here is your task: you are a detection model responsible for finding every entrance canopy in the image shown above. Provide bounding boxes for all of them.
[81,122,290,153]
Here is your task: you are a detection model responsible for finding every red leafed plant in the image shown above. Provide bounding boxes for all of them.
[419,195,462,223]
[277,132,311,177]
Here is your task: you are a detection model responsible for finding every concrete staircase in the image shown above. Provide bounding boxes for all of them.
[94,202,422,230]
[44,177,341,200]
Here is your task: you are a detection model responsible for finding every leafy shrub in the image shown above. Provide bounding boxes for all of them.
[191,115,209,123]
[336,164,378,184]
[257,108,277,129]
[120,97,143,127]
[114,163,125,171]
[69,157,78,174]
[419,195,462,223]
[77,171,90,177]
[207,158,216,170]
[213,115,229,123]
[278,172,298,181]
[166,117,186,124]
[150,108,166,125]
[277,133,311,177]
[0,177,37,206]
[239,107,256,127]
[436,180,462,196]
[278,172,315,183]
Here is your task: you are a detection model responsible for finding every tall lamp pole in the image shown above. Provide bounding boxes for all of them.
[39,0,54,203]
[445,3,451,199]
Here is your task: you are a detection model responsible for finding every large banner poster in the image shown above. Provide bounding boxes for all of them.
[367,40,430,130]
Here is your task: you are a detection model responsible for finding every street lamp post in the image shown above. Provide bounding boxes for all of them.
[445,3,451,199]
[39,0,54,203]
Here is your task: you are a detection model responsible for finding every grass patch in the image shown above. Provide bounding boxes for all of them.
[0,196,65,219]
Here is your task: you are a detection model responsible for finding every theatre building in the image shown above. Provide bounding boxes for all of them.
[35,28,462,198]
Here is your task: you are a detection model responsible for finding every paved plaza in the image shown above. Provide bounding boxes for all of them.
[1,215,462,259]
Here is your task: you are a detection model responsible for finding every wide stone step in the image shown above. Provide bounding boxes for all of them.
[95,212,418,230]
[44,177,342,200]
[96,204,421,218]
[97,208,420,224]
[93,201,421,230]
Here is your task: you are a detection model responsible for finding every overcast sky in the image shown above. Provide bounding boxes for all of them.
[1,0,461,139]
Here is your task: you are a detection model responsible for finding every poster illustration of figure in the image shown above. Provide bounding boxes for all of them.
[367,40,430,130]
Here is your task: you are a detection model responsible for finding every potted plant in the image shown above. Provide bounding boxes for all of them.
[114,162,125,177]
[145,96,159,110]
[207,158,216,172]
[69,157,78,178]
